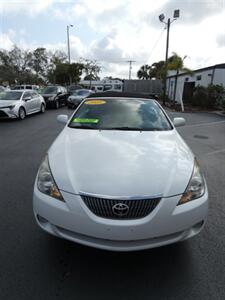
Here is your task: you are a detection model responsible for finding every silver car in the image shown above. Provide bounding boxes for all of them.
[0,90,45,120]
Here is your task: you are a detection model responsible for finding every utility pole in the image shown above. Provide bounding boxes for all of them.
[159,10,180,105]
[126,60,136,80]
[67,24,73,85]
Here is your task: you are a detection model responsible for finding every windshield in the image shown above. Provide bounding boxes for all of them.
[42,87,58,94]
[68,98,172,131]
[72,90,90,96]
[0,91,22,100]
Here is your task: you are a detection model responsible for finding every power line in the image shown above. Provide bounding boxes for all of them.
[147,27,166,64]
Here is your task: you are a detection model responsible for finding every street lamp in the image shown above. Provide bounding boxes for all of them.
[67,24,73,64]
[159,9,180,105]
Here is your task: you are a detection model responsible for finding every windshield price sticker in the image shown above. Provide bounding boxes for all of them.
[85,100,106,105]
[72,118,99,124]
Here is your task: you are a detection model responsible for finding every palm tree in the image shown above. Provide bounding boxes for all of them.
[167,52,192,103]
[137,64,151,80]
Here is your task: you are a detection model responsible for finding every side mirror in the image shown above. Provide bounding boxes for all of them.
[24,96,31,101]
[57,114,68,124]
[173,117,186,127]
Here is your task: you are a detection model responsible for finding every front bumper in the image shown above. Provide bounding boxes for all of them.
[0,108,18,118]
[33,185,208,251]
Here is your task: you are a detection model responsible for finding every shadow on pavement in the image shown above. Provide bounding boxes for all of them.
[45,235,193,299]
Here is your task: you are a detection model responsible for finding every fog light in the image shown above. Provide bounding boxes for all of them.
[37,214,48,224]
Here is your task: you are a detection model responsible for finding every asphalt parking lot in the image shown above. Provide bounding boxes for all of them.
[0,108,225,300]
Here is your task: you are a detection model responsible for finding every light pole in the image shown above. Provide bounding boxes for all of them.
[126,60,136,80]
[67,24,73,64]
[159,9,180,105]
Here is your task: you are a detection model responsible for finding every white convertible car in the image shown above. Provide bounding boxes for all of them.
[33,93,208,251]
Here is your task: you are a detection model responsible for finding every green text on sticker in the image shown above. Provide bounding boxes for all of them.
[73,118,99,124]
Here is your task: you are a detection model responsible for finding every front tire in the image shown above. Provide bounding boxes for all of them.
[18,107,26,120]
[40,103,45,113]
[54,100,59,109]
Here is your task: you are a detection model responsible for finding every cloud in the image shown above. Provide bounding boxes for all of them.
[217,33,225,47]
[0,32,14,50]
[146,0,225,27]
[0,0,225,79]
[0,0,56,16]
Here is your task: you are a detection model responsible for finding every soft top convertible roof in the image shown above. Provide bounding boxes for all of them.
[86,91,156,99]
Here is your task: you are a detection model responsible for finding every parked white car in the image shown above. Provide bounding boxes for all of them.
[0,90,45,120]
[33,95,208,251]
[11,84,39,90]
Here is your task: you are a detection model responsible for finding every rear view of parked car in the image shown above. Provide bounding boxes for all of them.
[41,86,69,109]
[67,89,94,108]
[0,90,45,120]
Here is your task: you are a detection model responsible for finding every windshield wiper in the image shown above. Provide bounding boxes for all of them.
[109,126,143,131]
[70,124,96,129]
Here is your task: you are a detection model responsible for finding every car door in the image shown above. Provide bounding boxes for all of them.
[22,91,34,114]
[56,87,64,105]
[62,87,69,103]
[31,91,41,111]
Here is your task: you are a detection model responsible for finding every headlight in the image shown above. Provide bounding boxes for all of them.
[37,155,64,201]
[178,159,205,205]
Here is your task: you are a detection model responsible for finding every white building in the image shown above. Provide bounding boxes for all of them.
[166,63,225,103]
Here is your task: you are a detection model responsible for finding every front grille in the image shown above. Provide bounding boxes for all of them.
[81,195,161,220]
[0,110,8,117]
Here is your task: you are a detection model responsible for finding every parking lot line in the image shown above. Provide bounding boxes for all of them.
[205,148,225,156]
[184,120,225,128]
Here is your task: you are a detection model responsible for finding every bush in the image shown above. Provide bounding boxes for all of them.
[191,84,225,109]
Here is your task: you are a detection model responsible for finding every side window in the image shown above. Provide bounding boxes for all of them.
[31,91,37,98]
[23,92,31,99]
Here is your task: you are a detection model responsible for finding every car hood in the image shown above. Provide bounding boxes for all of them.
[69,96,83,101]
[48,128,194,198]
[0,100,19,107]
[42,94,56,98]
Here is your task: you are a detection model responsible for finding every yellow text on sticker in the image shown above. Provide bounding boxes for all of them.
[85,100,106,105]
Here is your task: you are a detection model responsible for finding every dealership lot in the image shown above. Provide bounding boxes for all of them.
[0,108,225,300]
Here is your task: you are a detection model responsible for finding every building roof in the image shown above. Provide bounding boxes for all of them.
[167,63,225,79]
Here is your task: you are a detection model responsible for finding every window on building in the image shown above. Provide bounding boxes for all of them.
[114,84,122,90]
[196,75,201,81]
[103,85,112,91]
[185,77,189,82]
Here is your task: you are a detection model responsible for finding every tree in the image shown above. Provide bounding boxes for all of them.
[48,62,84,85]
[81,58,101,79]
[149,61,165,79]
[167,52,192,103]
[32,48,48,78]
[84,74,100,81]
[137,64,151,80]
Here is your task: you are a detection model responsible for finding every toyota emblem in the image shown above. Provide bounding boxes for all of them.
[112,203,129,217]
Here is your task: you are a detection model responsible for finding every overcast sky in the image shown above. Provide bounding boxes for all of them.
[0,0,225,79]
